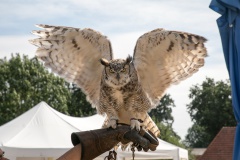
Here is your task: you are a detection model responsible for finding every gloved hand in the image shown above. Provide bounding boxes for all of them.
[71,124,159,160]
[123,126,159,152]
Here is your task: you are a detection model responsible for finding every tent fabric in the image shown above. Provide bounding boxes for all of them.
[0,101,105,159]
[0,101,104,148]
[209,1,240,160]
[0,101,188,160]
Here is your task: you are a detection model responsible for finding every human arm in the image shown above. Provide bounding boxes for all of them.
[57,125,158,160]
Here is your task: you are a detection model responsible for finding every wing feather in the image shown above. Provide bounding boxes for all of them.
[133,29,207,107]
[29,24,113,108]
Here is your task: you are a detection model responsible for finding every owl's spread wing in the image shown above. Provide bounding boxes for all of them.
[29,24,113,108]
[133,29,207,107]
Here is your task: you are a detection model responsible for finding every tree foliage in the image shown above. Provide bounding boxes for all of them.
[67,83,96,117]
[184,78,236,147]
[0,54,70,125]
[149,94,184,147]
[184,124,210,148]
[157,122,184,147]
[149,94,175,126]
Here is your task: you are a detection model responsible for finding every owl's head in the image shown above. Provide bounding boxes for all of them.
[100,56,132,88]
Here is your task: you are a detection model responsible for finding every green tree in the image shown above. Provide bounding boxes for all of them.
[184,78,236,147]
[0,54,70,125]
[67,83,96,117]
[156,122,184,147]
[184,124,210,148]
[149,94,175,125]
[149,94,184,147]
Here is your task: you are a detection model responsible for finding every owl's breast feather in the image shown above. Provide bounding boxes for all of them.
[112,90,124,104]
[117,107,132,125]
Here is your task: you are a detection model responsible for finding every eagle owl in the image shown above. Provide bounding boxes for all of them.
[29,24,207,137]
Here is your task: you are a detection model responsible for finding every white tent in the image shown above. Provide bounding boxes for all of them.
[0,101,188,160]
[0,101,104,160]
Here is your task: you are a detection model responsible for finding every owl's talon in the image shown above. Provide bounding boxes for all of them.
[130,118,141,131]
[107,118,118,129]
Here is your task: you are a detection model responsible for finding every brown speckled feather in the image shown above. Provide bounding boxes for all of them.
[134,29,207,107]
[29,24,112,108]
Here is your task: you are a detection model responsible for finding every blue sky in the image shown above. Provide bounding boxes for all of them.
[0,0,229,139]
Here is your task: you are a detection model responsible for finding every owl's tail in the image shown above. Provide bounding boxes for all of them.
[142,113,160,137]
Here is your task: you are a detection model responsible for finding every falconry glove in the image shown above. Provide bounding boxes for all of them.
[71,125,158,160]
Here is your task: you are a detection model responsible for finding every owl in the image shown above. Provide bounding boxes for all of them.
[29,24,207,137]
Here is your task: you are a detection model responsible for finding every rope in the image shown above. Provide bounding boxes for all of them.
[104,150,117,160]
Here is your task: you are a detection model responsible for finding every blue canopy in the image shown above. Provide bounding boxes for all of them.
[210,0,240,159]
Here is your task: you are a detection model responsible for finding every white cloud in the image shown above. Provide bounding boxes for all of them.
[0,35,36,59]
[0,0,70,19]
[109,32,143,58]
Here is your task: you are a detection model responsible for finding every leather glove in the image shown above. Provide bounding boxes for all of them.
[71,125,159,160]
[123,127,159,152]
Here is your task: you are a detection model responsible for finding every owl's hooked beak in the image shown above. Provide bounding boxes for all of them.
[116,73,120,81]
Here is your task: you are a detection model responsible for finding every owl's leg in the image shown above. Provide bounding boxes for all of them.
[130,112,143,131]
[108,117,118,129]
[106,110,119,129]
[130,119,141,131]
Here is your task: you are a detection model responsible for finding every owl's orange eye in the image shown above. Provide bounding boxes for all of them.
[109,69,115,73]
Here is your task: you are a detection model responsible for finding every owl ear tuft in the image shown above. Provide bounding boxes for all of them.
[126,55,132,64]
[100,58,110,66]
